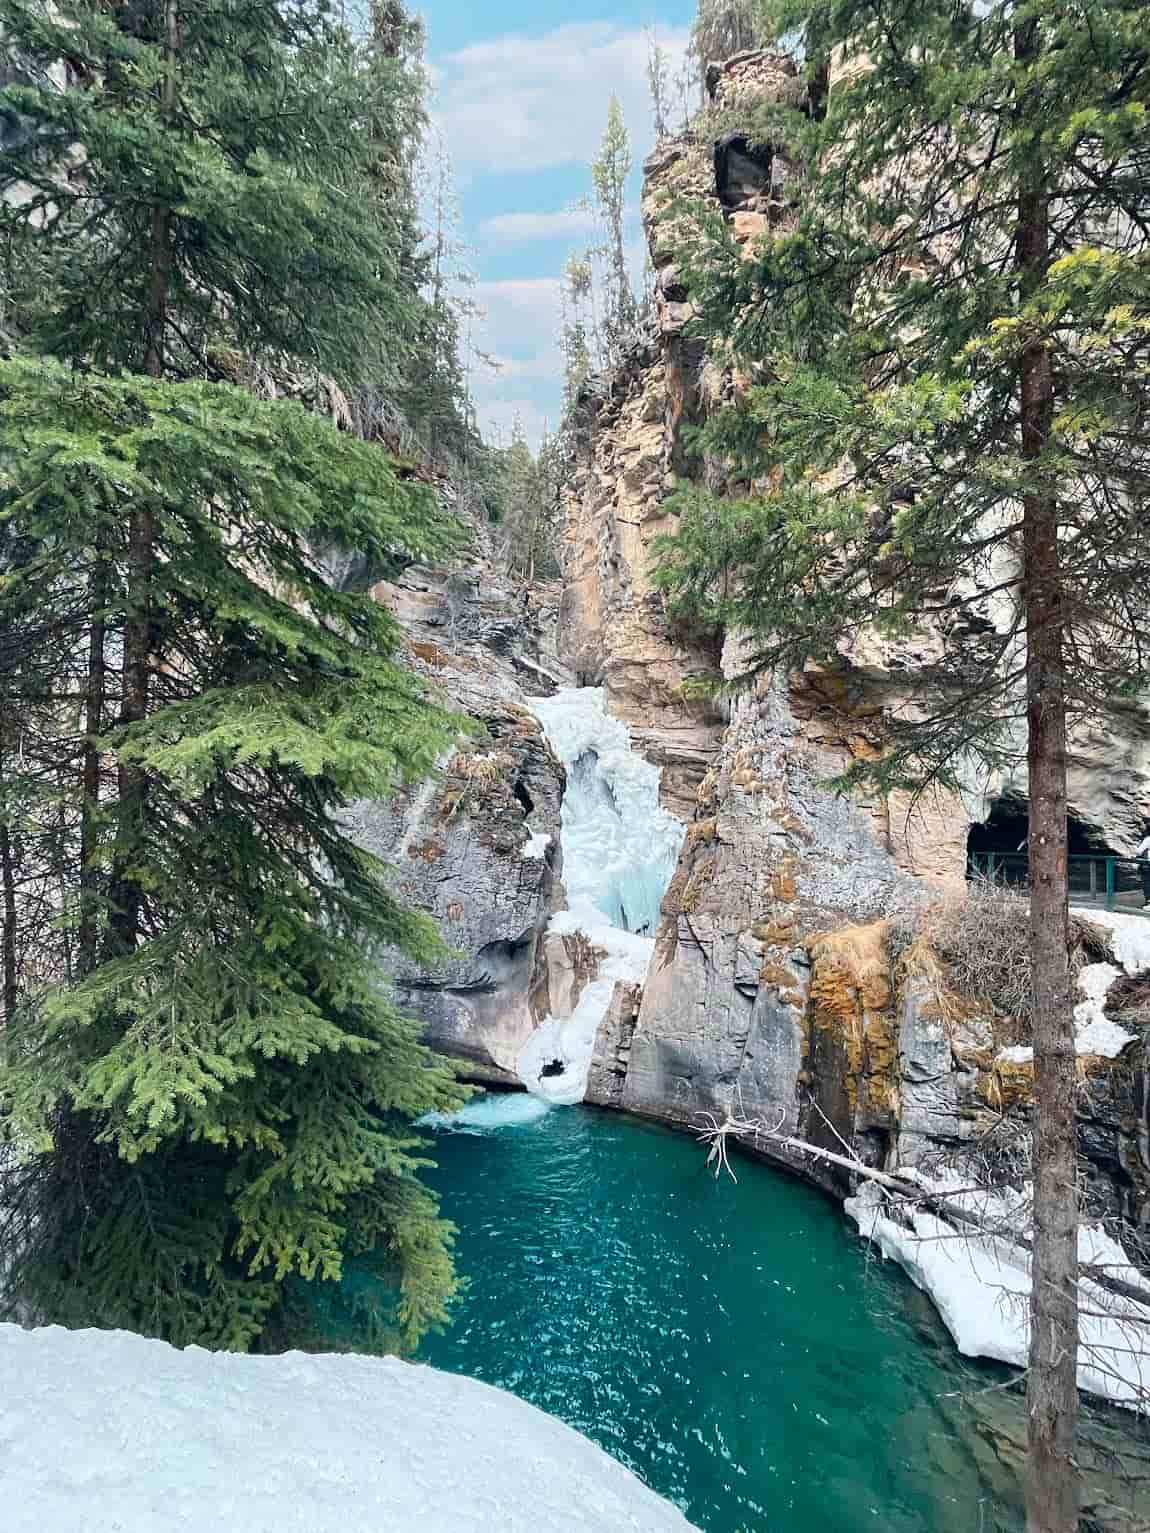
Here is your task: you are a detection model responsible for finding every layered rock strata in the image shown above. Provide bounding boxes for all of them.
[563,52,1150,1243]
[348,497,569,1085]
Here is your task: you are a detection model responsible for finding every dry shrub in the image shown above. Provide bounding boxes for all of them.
[887,879,1100,1047]
[454,750,513,784]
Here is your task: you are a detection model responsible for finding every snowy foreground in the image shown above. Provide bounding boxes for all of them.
[851,907,1150,1411]
[0,1324,699,1533]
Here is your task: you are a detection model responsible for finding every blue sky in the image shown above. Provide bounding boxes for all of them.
[417,1,696,445]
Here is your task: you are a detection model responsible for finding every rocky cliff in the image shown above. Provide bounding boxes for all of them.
[555,52,1150,1247]
[348,490,569,1086]
[357,52,1150,1271]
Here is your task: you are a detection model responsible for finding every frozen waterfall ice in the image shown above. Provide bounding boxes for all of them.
[517,689,684,1105]
[530,688,684,936]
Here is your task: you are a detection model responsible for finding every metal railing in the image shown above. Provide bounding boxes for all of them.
[968,851,1150,912]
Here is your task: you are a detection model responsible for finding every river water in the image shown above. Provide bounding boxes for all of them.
[418,1100,1031,1533]
[402,687,1147,1531]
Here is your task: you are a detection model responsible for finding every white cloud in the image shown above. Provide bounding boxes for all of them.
[484,351,562,383]
[433,22,691,176]
[471,277,565,350]
[427,21,690,446]
[479,208,598,243]
[465,283,565,451]
[477,397,553,450]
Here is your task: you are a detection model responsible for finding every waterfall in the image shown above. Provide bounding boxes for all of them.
[517,689,685,1105]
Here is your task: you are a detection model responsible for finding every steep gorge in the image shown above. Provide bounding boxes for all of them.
[360,50,1150,1413]
[553,50,1150,1244]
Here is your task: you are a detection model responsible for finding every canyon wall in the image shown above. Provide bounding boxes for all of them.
[349,493,569,1086]
[360,51,1150,1251]
[559,52,1150,1229]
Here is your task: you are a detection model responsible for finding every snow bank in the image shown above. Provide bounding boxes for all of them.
[0,1324,699,1533]
[847,1180,1150,1410]
[996,960,1135,1065]
[1073,907,1150,975]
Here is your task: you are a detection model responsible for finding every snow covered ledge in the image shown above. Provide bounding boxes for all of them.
[0,1324,699,1533]
[844,905,1150,1413]
[846,1180,1150,1410]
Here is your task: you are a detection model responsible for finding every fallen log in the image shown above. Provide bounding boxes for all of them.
[694,1110,1150,1314]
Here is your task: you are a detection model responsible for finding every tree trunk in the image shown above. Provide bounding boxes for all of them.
[0,746,16,1029]
[1017,20,1078,1529]
[107,0,177,954]
[78,552,107,975]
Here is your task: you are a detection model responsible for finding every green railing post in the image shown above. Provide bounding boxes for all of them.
[1089,858,1098,899]
[1106,857,1116,910]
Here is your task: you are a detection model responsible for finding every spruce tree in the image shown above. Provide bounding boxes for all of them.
[0,0,471,1353]
[488,419,560,583]
[0,0,423,381]
[396,132,483,466]
[560,252,595,406]
[646,28,673,142]
[655,3,1149,1524]
[591,97,639,356]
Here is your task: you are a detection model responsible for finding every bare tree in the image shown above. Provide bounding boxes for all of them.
[645,27,673,140]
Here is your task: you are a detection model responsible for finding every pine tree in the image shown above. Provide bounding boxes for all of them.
[488,418,561,583]
[396,130,484,465]
[655,3,1150,1524]
[591,97,638,355]
[0,0,471,1353]
[0,0,422,381]
[646,28,673,141]
[560,252,595,407]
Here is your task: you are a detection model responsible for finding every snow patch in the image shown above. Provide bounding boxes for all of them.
[521,832,552,861]
[0,1324,698,1533]
[1073,962,1135,1058]
[847,1180,1150,1410]
[1073,907,1150,975]
[998,1045,1034,1065]
[518,923,655,1105]
[995,960,1134,1067]
[548,909,655,986]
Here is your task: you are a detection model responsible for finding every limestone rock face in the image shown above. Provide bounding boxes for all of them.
[618,670,925,1153]
[556,338,726,817]
[553,50,970,1137]
[554,48,1150,1258]
[350,496,569,1085]
[584,982,643,1111]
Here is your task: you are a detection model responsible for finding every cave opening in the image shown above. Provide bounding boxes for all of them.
[967,797,1108,864]
[965,796,1133,903]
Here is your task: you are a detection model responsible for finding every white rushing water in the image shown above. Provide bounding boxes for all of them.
[518,689,685,1105]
